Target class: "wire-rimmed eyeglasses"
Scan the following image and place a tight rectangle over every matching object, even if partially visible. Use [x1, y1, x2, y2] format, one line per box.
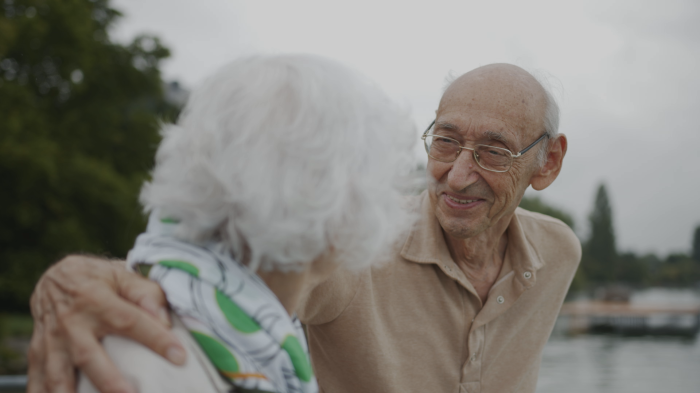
[421, 120, 548, 173]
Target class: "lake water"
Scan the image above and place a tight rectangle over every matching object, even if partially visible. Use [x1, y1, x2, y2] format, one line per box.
[537, 288, 700, 393]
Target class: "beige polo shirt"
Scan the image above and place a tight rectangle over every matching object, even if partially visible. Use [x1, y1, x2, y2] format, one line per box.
[299, 191, 581, 393]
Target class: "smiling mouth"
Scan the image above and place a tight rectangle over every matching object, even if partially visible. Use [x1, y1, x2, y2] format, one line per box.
[446, 195, 480, 204]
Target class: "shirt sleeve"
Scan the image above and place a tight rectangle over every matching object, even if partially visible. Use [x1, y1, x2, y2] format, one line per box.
[296, 267, 365, 325]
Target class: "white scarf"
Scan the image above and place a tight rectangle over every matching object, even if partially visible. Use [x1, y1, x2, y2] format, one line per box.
[127, 213, 318, 393]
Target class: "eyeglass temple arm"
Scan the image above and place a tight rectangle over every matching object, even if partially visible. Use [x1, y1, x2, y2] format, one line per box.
[421, 120, 436, 138]
[513, 133, 549, 157]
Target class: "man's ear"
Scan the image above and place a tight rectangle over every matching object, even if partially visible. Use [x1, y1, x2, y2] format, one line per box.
[530, 134, 567, 191]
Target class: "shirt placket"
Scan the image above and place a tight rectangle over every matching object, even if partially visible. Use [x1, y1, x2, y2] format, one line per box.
[435, 262, 484, 393]
[459, 322, 484, 393]
[459, 269, 532, 393]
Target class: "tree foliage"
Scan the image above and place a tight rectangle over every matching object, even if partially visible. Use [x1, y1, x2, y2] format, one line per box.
[653, 253, 699, 287]
[581, 183, 618, 283]
[0, 0, 177, 311]
[692, 225, 700, 263]
[574, 185, 700, 290]
[518, 196, 575, 229]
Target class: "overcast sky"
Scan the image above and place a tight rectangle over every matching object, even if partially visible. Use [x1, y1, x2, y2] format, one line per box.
[109, 0, 700, 256]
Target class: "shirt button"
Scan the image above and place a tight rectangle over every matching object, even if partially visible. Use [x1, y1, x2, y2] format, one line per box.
[471, 355, 476, 362]
[524, 271, 532, 279]
[496, 295, 505, 304]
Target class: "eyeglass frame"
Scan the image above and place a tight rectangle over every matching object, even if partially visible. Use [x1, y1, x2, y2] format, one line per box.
[420, 120, 549, 173]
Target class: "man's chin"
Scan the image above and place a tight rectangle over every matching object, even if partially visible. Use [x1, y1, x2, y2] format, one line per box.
[435, 210, 488, 240]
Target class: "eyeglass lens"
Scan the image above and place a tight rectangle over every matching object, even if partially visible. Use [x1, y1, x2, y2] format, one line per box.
[424, 135, 512, 172]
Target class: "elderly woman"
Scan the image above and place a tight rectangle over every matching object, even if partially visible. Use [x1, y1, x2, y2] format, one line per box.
[77, 54, 414, 393]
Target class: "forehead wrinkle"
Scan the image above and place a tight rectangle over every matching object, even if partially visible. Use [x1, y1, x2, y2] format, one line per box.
[435, 120, 514, 147]
[484, 130, 508, 143]
[435, 121, 460, 132]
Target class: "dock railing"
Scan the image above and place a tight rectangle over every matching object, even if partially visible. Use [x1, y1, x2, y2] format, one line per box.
[0, 375, 27, 392]
[558, 301, 700, 336]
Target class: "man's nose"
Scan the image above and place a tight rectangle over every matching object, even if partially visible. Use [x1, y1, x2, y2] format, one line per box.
[446, 149, 480, 191]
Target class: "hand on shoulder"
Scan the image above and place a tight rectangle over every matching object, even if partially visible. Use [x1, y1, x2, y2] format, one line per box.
[28, 255, 185, 393]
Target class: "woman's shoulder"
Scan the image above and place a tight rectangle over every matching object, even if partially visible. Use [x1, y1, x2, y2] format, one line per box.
[77, 314, 232, 393]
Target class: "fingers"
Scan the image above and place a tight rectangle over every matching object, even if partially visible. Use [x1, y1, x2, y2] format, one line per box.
[29, 279, 79, 393]
[28, 253, 187, 393]
[113, 268, 170, 327]
[42, 307, 76, 393]
[29, 276, 75, 393]
[48, 278, 136, 393]
[27, 316, 47, 393]
[65, 327, 135, 393]
[28, 277, 48, 393]
[29, 255, 138, 393]
[48, 258, 186, 366]
[96, 288, 186, 366]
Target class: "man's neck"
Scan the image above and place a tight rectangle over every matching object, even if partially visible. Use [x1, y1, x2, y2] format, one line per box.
[444, 215, 512, 302]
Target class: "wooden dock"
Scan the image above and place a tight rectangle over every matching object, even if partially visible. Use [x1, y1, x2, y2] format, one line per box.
[557, 301, 700, 336]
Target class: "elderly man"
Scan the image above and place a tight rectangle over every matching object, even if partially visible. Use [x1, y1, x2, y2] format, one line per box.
[28, 63, 578, 393]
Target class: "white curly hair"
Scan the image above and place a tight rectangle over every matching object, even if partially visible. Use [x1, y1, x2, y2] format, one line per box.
[140, 54, 416, 272]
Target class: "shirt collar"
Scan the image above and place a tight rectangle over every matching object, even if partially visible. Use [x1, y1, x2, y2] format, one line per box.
[400, 192, 545, 288]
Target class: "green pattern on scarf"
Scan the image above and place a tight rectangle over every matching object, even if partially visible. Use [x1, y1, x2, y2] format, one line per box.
[160, 217, 180, 224]
[190, 331, 239, 373]
[281, 335, 313, 382]
[216, 288, 262, 333]
[158, 260, 200, 277]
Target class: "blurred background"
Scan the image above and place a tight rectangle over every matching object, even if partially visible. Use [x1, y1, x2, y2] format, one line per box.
[1, 0, 699, 391]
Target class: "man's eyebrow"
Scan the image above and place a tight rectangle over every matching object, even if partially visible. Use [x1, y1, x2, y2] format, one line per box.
[435, 121, 460, 132]
[435, 122, 513, 145]
[484, 130, 508, 143]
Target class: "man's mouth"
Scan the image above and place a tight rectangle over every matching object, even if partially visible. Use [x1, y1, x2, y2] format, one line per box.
[441, 193, 485, 209]
[446, 195, 479, 204]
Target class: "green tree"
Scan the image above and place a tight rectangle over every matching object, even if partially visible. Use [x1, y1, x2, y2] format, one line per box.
[0, 0, 177, 312]
[654, 253, 700, 287]
[692, 225, 700, 263]
[518, 196, 575, 229]
[615, 252, 649, 286]
[582, 183, 617, 283]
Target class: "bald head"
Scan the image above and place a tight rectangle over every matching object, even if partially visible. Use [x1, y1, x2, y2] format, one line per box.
[438, 64, 559, 166]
